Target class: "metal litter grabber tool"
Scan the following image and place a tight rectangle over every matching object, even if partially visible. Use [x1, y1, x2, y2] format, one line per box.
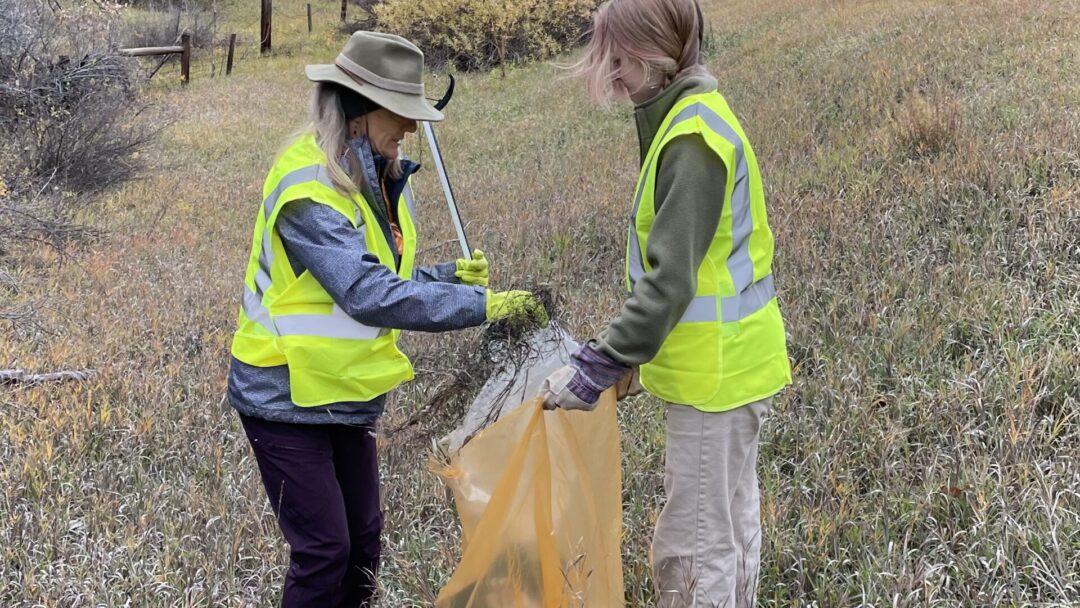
[421, 76, 567, 453]
[422, 75, 472, 259]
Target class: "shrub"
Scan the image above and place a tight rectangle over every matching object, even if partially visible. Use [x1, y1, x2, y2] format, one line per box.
[0, 0, 156, 257]
[339, 0, 381, 33]
[118, 0, 218, 11]
[891, 90, 961, 158]
[123, 2, 219, 51]
[374, 0, 599, 71]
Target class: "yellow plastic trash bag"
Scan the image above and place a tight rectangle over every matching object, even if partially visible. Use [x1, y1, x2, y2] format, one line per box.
[434, 392, 624, 607]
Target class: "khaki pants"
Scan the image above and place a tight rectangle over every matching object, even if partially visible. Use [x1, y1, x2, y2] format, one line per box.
[651, 398, 771, 608]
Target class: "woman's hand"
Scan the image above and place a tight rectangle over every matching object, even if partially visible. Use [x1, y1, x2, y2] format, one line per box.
[540, 365, 599, 411]
[541, 344, 632, 411]
[485, 290, 548, 325]
[614, 368, 643, 401]
[455, 249, 489, 286]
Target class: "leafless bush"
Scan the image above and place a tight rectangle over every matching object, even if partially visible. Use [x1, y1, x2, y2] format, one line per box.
[374, 0, 599, 71]
[0, 0, 157, 258]
[338, 0, 382, 35]
[124, 2, 219, 51]
[119, 0, 217, 11]
[1, 0, 159, 331]
[0, 175, 102, 258]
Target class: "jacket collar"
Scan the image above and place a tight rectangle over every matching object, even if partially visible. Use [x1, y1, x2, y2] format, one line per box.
[346, 136, 419, 221]
[633, 74, 718, 166]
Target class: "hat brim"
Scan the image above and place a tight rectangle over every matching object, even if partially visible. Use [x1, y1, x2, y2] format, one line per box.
[305, 64, 445, 122]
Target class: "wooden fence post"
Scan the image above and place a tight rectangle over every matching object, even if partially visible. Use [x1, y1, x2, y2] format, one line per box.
[307, 4, 312, 33]
[180, 32, 191, 84]
[340, 0, 346, 22]
[226, 33, 236, 75]
[260, 0, 272, 54]
[119, 44, 186, 81]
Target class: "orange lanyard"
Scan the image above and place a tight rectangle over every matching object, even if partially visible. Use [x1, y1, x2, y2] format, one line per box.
[380, 176, 404, 255]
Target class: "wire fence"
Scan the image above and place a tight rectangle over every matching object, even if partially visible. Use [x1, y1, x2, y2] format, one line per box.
[126, 0, 372, 83]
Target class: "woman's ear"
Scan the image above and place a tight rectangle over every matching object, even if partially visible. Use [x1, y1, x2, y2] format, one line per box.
[348, 117, 363, 139]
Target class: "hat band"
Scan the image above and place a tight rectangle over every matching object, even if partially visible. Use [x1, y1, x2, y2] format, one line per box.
[335, 54, 424, 95]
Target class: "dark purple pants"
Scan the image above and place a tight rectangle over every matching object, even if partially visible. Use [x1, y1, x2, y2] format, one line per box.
[240, 414, 382, 608]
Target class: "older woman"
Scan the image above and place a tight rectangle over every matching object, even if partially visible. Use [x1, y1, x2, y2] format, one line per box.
[228, 31, 545, 607]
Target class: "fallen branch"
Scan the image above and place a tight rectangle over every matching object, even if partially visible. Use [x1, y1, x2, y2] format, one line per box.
[145, 54, 174, 80]
[0, 368, 96, 385]
[0, 304, 36, 322]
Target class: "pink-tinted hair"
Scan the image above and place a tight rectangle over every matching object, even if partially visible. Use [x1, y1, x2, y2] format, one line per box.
[576, 0, 706, 103]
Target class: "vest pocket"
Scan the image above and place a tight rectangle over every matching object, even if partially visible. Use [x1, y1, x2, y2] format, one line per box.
[232, 328, 287, 367]
[641, 322, 723, 406]
[280, 335, 414, 407]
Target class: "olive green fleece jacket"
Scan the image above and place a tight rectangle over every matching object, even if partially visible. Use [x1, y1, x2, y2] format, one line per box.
[595, 74, 727, 366]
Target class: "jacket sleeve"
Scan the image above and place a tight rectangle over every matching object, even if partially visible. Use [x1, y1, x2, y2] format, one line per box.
[276, 199, 486, 333]
[594, 134, 726, 366]
[413, 262, 460, 284]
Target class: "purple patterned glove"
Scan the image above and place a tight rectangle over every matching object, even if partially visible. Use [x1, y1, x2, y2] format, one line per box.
[565, 343, 630, 404]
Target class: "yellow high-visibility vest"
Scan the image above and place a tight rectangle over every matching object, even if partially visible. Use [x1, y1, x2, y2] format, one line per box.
[231, 134, 418, 406]
[627, 91, 792, 411]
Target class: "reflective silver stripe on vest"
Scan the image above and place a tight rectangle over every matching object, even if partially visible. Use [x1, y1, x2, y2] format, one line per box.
[680, 295, 717, 323]
[262, 165, 334, 222]
[257, 164, 338, 294]
[673, 274, 776, 324]
[242, 286, 277, 335]
[721, 274, 775, 323]
[627, 236, 646, 285]
[628, 104, 703, 287]
[692, 108, 756, 295]
[243, 163, 386, 341]
[254, 266, 272, 296]
[274, 304, 387, 340]
[403, 182, 417, 224]
[627, 101, 768, 323]
[243, 285, 386, 340]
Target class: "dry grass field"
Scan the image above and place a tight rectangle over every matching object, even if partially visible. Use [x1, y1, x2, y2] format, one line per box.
[2, 0, 1079, 605]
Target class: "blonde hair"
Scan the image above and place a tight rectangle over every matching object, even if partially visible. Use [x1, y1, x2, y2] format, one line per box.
[576, 0, 707, 103]
[284, 83, 402, 198]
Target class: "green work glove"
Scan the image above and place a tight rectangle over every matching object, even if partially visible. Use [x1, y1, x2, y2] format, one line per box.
[485, 290, 549, 326]
[455, 249, 489, 287]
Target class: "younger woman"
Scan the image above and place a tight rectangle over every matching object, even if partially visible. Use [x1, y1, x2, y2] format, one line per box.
[541, 1, 792, 606]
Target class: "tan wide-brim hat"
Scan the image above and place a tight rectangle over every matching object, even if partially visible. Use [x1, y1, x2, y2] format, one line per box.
[306, 31, 444, 122]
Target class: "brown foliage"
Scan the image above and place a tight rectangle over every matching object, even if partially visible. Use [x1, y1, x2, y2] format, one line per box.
[374, 0, 599, 70]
